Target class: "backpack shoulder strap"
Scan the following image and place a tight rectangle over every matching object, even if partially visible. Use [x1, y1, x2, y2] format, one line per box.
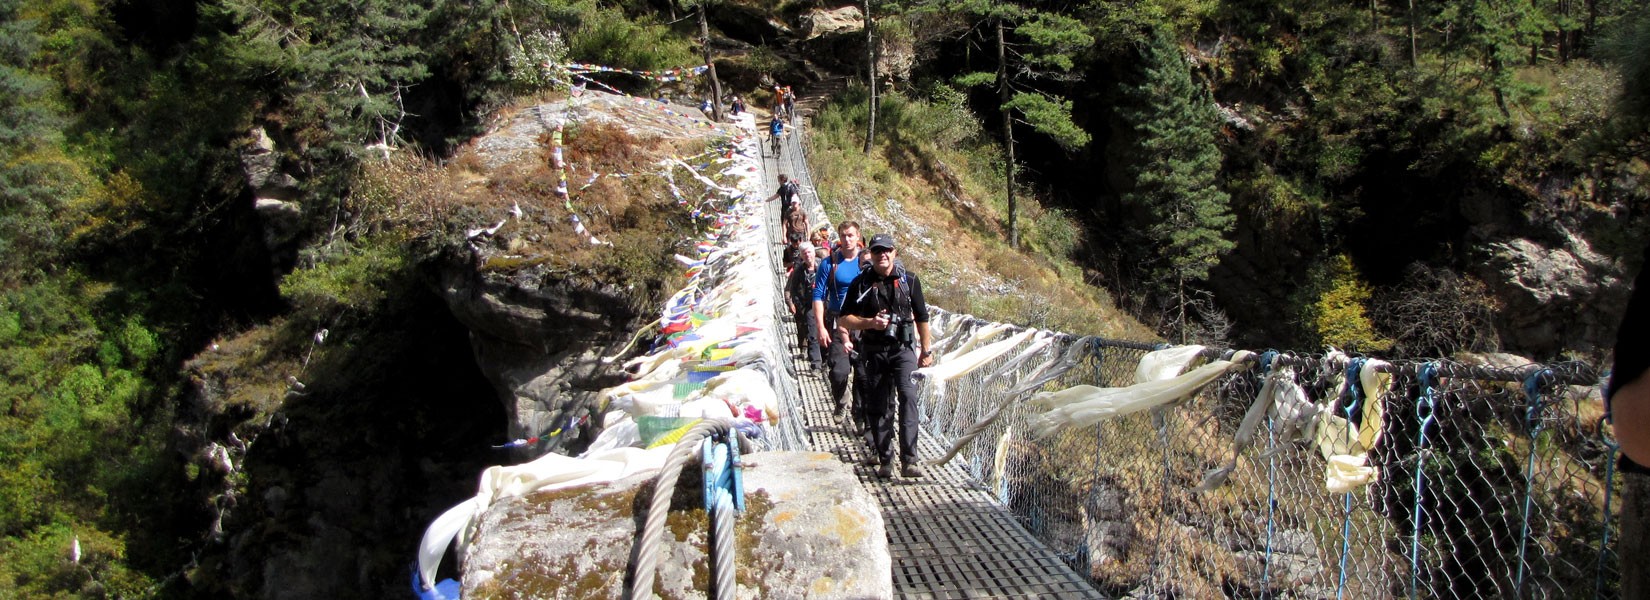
[826, 252, 842, 292]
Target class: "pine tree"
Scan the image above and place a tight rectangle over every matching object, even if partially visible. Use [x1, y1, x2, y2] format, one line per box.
[0, 0, 74, 280]
[1122, 32, 1235, 339]
[216, 0, 437, 160]
[946, 0, 1091, 248]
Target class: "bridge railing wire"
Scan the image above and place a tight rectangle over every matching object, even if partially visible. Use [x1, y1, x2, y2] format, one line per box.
[916, 308, 1620, 599]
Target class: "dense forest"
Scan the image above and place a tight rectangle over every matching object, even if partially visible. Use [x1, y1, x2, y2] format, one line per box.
[0, 0, 1646, 596]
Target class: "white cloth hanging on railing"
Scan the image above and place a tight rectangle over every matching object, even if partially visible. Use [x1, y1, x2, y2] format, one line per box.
[938, 321, 1014, 363]
[915, 328, 1041, 397]
[980, 332, 1058, 385]
[1194, 364, 1311, 493]
[1314, 351, 1392, 492]
[1135, 344, 1207, 383]
[1027, 346, 1256, 438]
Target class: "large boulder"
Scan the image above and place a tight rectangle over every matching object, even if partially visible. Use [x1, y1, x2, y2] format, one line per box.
[461, 451, 891, 599]
[1476, 235, 1621, 357]
[800, 6, 862, 39]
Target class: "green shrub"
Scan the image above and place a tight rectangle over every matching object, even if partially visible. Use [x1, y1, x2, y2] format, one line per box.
[1027, 206, 1081, 259]
[1304, 254, 1392, 353]
[564, 3, 696, 71]
[280, 237, 410, 322]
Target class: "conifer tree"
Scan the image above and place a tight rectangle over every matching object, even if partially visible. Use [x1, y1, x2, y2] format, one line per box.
[946, 0, 1091, 248]
[1121, 32, 1234, 339]
[216, 0, 437, 160]
[0, 0, 73, 279]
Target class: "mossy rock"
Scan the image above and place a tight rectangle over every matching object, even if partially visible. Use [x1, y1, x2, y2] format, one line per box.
[462, 451, 890, 599]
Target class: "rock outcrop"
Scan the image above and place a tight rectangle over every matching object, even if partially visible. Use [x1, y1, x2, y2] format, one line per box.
[435, 261, 638, 456]
[240, 126, 305, 270]
[461, 451, 892, 599]
[800, 6, 862, 39]
[1475, 231, 1623, 357]
[436, 92, 746, 456]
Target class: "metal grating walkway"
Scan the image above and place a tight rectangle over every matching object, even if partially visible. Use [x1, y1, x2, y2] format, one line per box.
[760, 117, 1104, 600]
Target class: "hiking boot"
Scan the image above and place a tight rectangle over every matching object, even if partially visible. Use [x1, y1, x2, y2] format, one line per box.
[901, 464, 925, 479]
[876, 464, 894, 479]
[862, 455, 882, 467]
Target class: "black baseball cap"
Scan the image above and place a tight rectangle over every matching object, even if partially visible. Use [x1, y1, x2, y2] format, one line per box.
[868, 233, 895, 251]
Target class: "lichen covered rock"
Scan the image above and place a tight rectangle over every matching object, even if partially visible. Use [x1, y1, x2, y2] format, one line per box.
[462, 451, 890, 599]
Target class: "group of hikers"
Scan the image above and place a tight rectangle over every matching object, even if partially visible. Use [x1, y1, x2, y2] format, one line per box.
[769, 174, 935, 479]
[724, 84, 796, 156]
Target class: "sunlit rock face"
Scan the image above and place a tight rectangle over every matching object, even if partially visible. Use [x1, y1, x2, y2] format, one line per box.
[461, 451, 892, 599]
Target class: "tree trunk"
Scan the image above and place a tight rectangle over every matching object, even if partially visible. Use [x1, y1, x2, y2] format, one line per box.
[864, 0, 877, 154]
[1489, 57, 1511, 121]
[1584, 0, 1598, 43]
[997, 18, 1019, 249]
[700, 5, 724, 122]
[1177, 272, 1187, 344]
[1407, 0, 1418, 67]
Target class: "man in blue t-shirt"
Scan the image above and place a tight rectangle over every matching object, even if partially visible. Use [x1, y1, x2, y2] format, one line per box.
[813, 221, 866, 422]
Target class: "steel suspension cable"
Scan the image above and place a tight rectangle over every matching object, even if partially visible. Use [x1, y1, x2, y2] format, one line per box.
[631, 419, 732, 599]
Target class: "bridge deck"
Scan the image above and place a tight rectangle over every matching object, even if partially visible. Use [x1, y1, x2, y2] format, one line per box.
[762, 115, 1103, 600]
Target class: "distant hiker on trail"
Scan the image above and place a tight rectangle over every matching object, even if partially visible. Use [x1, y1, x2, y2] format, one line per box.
[730, 95, 746, 116]
[783, 85, 797, 122]
[838, 232, 934, 479]
[813, 221, 868, 422]
[787, 242, 823, 371]
[764, 173, 800, 218]
[768, 114, 785, 155]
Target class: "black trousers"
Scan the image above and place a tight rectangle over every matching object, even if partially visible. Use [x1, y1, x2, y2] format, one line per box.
[861, 344, 920, 466]
[793, 304, 820, 365]
[822, 313, 867, 422]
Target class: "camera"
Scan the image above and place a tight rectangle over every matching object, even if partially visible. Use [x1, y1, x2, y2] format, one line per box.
[886, 313, 916, 347]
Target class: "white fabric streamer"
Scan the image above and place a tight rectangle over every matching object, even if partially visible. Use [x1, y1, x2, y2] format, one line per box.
[1027, 347, 1253, 438]
[916, 328, 1040, 398]
[1314, 355, 1392, 492]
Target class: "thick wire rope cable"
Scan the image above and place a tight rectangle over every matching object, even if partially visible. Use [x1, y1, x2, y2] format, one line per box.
[630, 419, 732, 600]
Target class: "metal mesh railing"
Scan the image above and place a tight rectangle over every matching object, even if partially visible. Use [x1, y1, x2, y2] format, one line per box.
[915, 310, 1619, 599]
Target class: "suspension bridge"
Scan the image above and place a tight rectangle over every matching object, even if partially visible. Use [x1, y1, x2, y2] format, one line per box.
[417, 89, 1625, 599]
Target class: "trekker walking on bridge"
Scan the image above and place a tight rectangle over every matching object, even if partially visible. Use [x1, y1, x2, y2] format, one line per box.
[767, 114, 785, 156]
[787, 242, 823, 372]
[764, 174, 800, 219]
[839, 233, 935, 479]
[813, 222, 867, 420]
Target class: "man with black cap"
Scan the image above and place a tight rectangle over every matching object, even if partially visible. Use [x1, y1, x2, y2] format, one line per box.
[839, 232, 935, 478]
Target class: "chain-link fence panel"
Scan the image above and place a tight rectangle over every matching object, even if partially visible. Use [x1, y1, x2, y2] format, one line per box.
[913, 312, 1619, 599]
